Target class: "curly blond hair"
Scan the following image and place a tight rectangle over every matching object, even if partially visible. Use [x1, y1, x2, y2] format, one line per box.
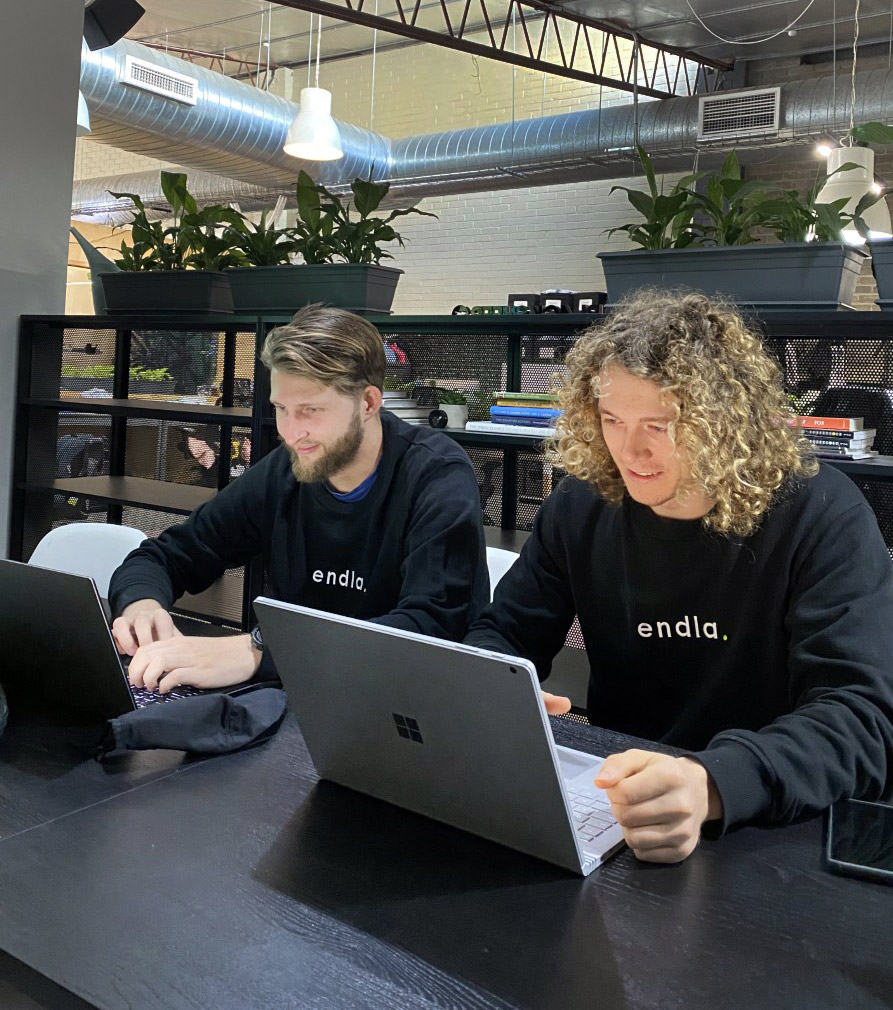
[550, 289, 818, 536]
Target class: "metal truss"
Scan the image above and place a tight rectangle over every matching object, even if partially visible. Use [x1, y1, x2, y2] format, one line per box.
[271, 0, 731, 97]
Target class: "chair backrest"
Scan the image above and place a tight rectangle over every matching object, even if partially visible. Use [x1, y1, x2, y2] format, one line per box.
[486, 546, 519, 600]
[27, 523, 146, 599]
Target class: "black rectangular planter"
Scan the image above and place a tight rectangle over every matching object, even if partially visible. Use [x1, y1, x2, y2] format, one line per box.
[598, 243, 868, 310]
[225, 263, 402, 315]
[99, 271, 234, 315]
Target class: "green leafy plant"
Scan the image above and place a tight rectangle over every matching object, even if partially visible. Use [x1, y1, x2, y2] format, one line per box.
[110, 171, 246, 272]
[607, 147, 704, 250]
[291, 169, 438, 265]
[435, 387, 467, 405]
[849, 122, 893, 145]
[61, 365, 173, 381]
[224, 209, 299, 266]
[609, 146, 880, 249]
[292, 170, 338, 264]
[682, 150, 777, 246]
[757, 163, 879, 243]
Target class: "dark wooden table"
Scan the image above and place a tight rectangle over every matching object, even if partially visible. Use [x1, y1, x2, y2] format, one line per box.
[0, 710, 889, 1010]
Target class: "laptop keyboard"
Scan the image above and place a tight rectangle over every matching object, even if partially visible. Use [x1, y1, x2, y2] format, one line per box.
[566, 786, 619, 844]
[131, 684, 205, 708]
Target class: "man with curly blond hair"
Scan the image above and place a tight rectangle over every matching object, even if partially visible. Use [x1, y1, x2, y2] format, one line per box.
[467, 290, 893, 864]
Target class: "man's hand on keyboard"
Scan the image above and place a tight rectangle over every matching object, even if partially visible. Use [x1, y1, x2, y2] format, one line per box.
[112, 600, 180, 656]
[127, 634, 262, 694]
[594, 750, 723, 863]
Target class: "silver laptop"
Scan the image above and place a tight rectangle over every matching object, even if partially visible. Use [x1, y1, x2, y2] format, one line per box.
[254, 598, 626, 876]
[0, 558, 203, 720]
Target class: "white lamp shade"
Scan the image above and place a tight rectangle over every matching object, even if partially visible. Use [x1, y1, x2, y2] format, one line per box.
[283, 87, 343, 161]
[76, 90, 91, 137]
[817, 146, 892, 242]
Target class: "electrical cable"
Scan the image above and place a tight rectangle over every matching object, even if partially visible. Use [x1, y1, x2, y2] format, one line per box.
[684, 0, 817, 46]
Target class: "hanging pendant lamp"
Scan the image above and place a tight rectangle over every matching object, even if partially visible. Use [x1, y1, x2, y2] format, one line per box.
[283, 14, 343, 161]
[76, 90, 91, 137]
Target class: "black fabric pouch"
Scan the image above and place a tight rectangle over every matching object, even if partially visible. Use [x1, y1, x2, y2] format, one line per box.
[0, 682, 8, 740]
[96, 684, 288, 759]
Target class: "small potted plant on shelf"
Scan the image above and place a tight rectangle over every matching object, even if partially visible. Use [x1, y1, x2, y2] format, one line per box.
[436, 388, 468, 429]
[99, 171, 245, 315]
[598, 147, 876, 310]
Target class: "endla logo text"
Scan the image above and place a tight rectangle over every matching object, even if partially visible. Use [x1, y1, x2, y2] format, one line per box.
[637, 615, 724, 640]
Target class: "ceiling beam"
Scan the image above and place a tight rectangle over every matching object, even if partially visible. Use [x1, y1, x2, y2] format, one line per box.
[270, 0, 732, 97]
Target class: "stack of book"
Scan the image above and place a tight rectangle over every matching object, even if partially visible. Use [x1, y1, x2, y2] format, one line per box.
[798, 415, 878, 459]
[382, 390, 431, 426]
[466, 391, 561, 436]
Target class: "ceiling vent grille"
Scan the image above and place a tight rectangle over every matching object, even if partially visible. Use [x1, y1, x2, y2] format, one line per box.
[698, 87, 780, 141]
[119, 55, 198, 105]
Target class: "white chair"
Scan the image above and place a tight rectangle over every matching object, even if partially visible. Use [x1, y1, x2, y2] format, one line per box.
[486, 545, 519, 600]
[28, 522, 147, 599]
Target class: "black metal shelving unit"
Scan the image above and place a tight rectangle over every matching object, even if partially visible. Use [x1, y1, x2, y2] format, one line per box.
[14, 309, 893, 628]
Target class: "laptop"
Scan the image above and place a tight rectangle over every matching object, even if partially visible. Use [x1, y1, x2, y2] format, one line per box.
[0, 558, 204, 720]
[254, 598, 626, 876]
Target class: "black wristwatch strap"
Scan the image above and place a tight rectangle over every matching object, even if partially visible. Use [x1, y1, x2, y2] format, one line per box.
[250, 625, 264, 652]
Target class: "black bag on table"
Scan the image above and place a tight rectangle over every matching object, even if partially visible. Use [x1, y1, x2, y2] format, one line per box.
[95, 684, 288, 759]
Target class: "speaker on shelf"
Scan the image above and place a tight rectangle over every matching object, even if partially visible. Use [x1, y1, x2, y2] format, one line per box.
[540, 292, 574, 313]
[508, 293, 541, 313]
[83, 0, 146, 51]
[573, 292, 608, 313]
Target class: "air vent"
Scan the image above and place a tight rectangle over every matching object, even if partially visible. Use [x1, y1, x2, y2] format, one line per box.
[698, 87, 780, 141]
[119, 55, 198, 106]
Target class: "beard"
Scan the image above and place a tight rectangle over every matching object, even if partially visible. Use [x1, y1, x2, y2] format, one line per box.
[287, 406, 364, 484]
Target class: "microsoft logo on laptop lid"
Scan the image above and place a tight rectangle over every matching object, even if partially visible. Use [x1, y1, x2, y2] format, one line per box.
[392, 713, 423, 743]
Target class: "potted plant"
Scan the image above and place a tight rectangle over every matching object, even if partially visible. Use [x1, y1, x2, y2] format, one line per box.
[436, 388, 468, 429]
[221, 209, 303, 313]
[99, 171, 244, 315]
[272, 170, 437, 315]
[598, 148, 873, 310]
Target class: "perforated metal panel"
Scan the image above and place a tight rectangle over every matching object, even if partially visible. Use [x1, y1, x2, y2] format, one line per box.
[379, 328, 510, 420]
[520, 332, 574, 394]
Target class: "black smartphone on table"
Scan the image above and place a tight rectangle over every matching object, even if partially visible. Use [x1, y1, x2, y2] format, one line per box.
[825, 798, 893, 886]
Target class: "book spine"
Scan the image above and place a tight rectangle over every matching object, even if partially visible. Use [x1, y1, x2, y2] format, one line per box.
[492, 391, 556, 402]
[805, 437, 873, 448]
[798, 416, 863, 431]
[490, 406, 561, 419]
[496, 400, 558, 408]
[465, 421, 556, 436]
[800, 428, 876, 440]
[488, 417, 555, 428]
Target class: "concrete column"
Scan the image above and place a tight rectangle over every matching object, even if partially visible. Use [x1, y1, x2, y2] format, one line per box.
[0, 1, 84, 553]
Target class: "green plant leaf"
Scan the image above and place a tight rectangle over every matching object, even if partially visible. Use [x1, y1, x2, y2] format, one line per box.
[850, 122, 893, 145]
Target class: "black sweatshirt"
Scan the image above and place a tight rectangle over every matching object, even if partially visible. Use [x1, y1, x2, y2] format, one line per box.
[110, 410, 490, 677]
[466, 464, 893, 833]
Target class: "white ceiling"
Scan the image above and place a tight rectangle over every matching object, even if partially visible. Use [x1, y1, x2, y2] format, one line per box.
[125, 0, 893, 77]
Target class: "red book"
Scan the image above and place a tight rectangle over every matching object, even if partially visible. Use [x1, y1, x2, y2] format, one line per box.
[797, 415, 864, 432]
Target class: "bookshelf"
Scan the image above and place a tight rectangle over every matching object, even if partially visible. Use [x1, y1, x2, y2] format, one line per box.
[14, 310, 893, 631]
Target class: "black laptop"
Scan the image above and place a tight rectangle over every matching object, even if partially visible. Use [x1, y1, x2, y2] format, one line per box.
[0, 558, 203, 720]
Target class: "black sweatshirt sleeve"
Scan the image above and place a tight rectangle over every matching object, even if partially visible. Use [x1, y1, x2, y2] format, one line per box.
[369, 458, 489, 641]
[695, 499, 893, 833]
[464, 489, 577, 678]
[108, 454, 272, 617]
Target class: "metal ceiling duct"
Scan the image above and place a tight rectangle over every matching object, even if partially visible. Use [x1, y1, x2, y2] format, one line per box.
[73, 38, 893, 220]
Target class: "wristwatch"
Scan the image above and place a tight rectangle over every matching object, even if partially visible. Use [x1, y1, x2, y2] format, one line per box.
[250, 625, 264, 652]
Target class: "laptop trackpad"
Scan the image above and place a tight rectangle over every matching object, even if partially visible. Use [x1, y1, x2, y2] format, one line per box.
[555, 744, 604, 786]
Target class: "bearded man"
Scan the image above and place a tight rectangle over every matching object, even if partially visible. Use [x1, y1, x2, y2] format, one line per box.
[110, 304, 488, 691]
